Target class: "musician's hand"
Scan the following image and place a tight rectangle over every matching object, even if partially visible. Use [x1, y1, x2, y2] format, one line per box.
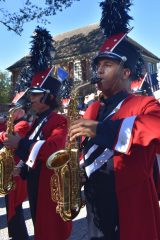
[69, 119, 98, 141]
[3, 133, 21, 149]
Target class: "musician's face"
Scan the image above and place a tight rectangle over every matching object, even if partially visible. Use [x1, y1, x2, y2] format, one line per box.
[96, 58, 131, 97]
[29, 93, 49, 113]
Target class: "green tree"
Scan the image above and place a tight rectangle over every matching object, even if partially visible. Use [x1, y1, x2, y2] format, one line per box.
[0, 0, 80, 35]
[0, 70, 12, 103]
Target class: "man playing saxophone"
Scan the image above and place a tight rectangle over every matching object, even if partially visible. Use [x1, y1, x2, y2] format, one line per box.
[3, 67, 72, 240]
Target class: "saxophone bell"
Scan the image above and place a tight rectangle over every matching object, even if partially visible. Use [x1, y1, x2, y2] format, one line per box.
[46, 150, 70, 169]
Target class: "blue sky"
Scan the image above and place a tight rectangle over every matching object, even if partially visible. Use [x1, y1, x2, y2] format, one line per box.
[0, 0, 160, 72]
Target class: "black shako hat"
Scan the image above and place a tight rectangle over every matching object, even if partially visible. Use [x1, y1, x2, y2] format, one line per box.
[93, 32, 140, 72]
[29, 66, 61, 96]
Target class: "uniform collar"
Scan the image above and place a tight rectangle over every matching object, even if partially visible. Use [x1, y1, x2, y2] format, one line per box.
[100, 90, 128, 106]
[37, 109, 52, 120]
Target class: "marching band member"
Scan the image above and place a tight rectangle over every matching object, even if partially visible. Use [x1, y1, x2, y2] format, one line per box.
[69, 34, 160, 240]
[3, 68, 72, 240]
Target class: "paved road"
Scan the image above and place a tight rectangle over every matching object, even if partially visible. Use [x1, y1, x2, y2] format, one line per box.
[0, 196, 88, 240]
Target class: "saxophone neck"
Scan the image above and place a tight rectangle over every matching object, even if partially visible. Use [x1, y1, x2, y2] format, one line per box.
[67, 139, 78, 150]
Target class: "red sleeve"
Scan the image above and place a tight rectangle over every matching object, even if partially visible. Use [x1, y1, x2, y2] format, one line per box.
[0, 120, 30, 143]
[132, 98, 160, 148]
[14, 120, 30, 137]
[114, 97, 160, 154]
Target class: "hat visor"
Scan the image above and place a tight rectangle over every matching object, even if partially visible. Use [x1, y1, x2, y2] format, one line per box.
[93, 52, 123, 65]
[29, 87, 46, 94]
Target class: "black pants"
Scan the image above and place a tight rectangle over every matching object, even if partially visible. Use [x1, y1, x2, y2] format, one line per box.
[86, 200, 119, 240]
[5, 195, 29, 240]
[84, 160, 120, 240]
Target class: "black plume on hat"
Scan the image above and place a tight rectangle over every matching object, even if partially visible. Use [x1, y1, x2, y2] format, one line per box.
[100, 0, 133, 38]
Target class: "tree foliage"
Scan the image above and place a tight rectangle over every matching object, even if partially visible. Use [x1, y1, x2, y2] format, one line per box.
[0, 70, 12, 103]
[0, 0, 80, 35]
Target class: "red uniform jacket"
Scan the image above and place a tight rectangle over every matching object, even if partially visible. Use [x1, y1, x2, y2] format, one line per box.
[23, 112, 72, 240]
[84, 94, 160, 240]
[0, 120, 30, 220]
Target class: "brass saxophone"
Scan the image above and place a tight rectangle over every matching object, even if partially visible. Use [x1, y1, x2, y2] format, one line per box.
[46, 91, 83, 221]
[0, 106, 21, 195]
